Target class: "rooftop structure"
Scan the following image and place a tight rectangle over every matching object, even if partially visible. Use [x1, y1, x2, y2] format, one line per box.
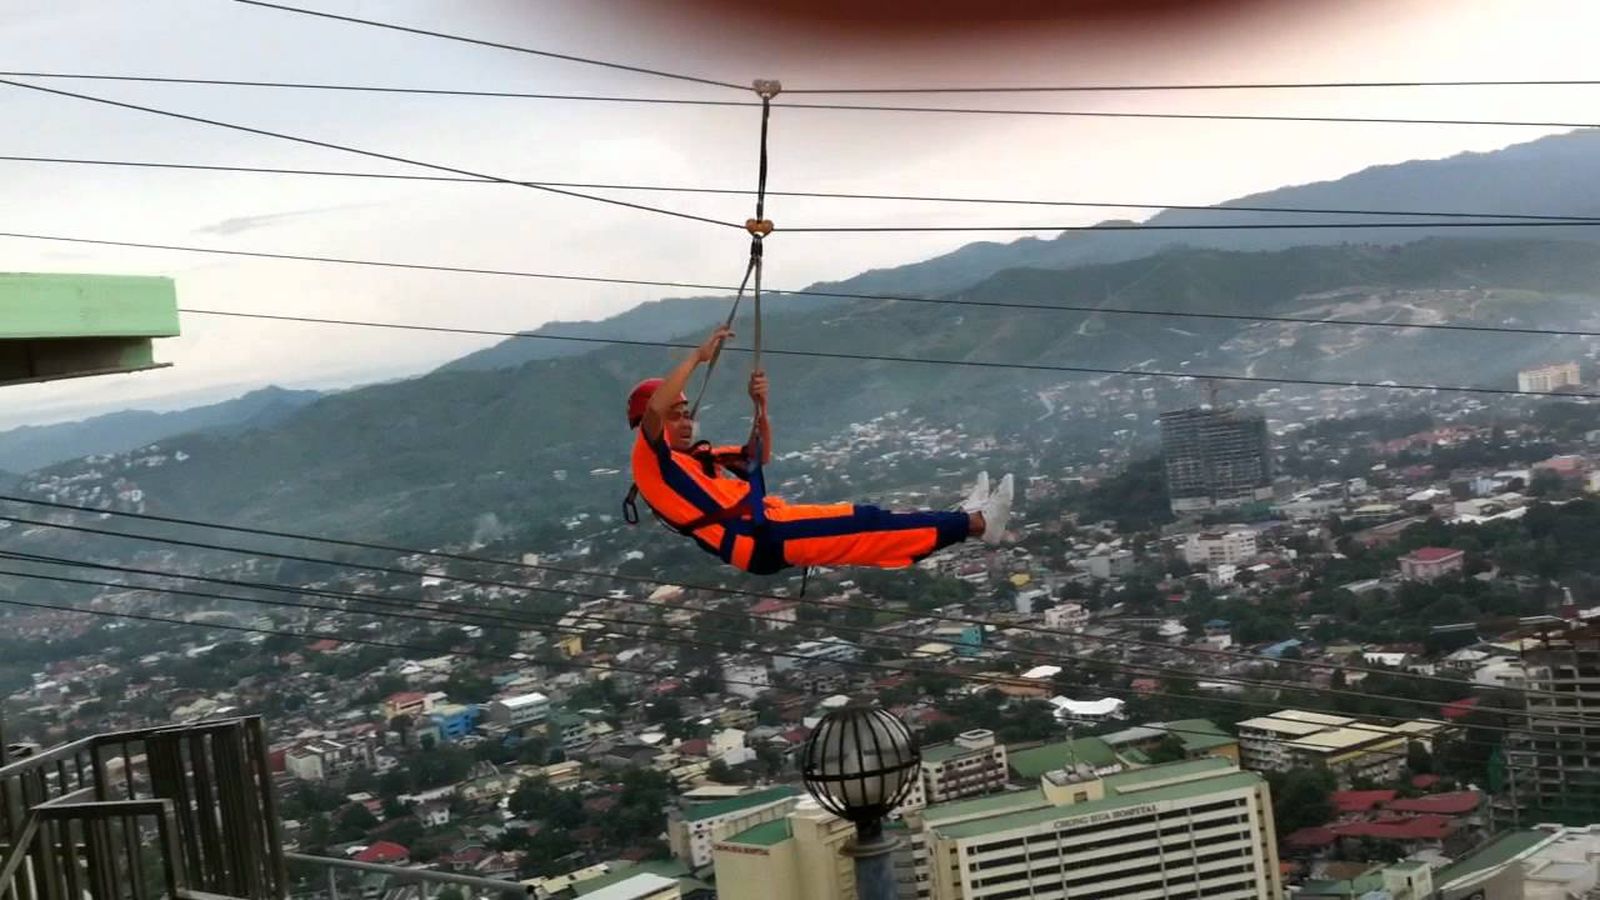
[0, 273, 179, 385]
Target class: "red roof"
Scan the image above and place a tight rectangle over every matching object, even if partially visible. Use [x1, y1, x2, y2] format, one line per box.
[1285, 826, 1338, 849]
[678, 739, 710, 757]
[1386, 791, 1479, 816]
[749, 598, 796, 615]
[385, 691, 428, 706]
[307, 639, 341, 653]
[1332, 815, 1457, 842]
[1332, 790, 1397, 814]
[1405, 547, 1464, 563]
[1442, 697, 1481, 720]
[1411, 774, 1442, 790]
[354, 841, 409, 864]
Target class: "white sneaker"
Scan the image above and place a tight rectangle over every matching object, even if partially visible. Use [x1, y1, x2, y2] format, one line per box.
[961, 471, 990, 513]
[981, 474, 1013, 544]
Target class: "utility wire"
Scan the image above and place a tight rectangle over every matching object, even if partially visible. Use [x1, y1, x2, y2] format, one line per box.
[0, 580, 1484, 765]
[5, 228, 1600, 343]
[9, 72, 1600, 130]
[11, 154, 1600, 222]
[173, 308, 1600, 400]
[0, 78, 736, 231]
[779, 221, 1600, 235]
[0, 543, 1546, 719]
[782, 78, 1600, 95]
[2, 510, 1579, 727]
[226, 1, 745, 92]
[0, 564, 1540, 748]
[0, 494, 1552, 706]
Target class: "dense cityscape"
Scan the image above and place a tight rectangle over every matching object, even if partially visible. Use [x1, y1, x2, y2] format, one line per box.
[6, 355, 1600, 898]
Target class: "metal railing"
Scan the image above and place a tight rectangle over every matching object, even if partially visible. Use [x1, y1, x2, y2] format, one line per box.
[0, 716, 285, 900]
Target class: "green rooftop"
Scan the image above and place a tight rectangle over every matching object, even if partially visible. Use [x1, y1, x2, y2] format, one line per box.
[935, 769, 1262, 841]
[721, 818, 792, 847]
[680, 785, 800, 822]
[1008, 737, 1118, 780]
[923, 788, 1050, 827]
[1101, 755, 1233, 789]
[574, 860, 698, 896]
[0, 273, 179, 386]
[1166, 719, 1238, 753]
[1433, 829, 1554, 889]
[921, 742, 984, 763]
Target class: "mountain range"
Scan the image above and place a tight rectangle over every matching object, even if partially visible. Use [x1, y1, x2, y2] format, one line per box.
[0, 386, 321, 473]
[16, 129, 1600, 544]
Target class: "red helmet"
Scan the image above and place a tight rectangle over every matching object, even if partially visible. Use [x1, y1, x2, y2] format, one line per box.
[626, 378, 686, 428]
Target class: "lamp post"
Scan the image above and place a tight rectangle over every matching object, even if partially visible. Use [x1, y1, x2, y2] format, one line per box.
[799, 705, 920, 900]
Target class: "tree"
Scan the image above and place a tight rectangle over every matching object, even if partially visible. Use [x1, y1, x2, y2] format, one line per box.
[1146, 734, 1188, 765]
[1269, 768, 1336, 836]
[437, 889, 464, 900]
[707, 759, 741, 784]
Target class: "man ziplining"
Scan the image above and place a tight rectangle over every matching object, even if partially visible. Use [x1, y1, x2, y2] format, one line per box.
[627, 324, 1011, 575]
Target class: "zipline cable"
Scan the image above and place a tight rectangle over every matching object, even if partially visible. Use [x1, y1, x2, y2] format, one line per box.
[783, 78, 1600, 95]
[1, 512, 1581, 727]
[6, 229, 1600, 343]
[0, 78, 736, 231]
[19, 72, 1600, 129]
[0, 495, 1569, 703]
[0, 546, 1554, 744]
[0, 562, 1551, 746]
[172, 308, 1600, 400]
[10, 153, 1600, 222]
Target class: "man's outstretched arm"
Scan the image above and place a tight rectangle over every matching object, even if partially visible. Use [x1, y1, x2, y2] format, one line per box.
[642, 325, 733, 441]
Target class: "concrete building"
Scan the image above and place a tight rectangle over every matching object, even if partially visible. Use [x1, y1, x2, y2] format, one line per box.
[712, 800, 856, 900]
[1518, 362, 1581, 394]
[426, 703, 479, 743]
[1183, 529, 1258, 567]
[1398, 546, 1466, 582]
[1237, 709, 1423, 787]
[1085, 550, 1137, 580]
[920, 729, 1009, 805]
[381, 691, 432, 721]
[1506, 625, 1600, 825]
[1160, 407, 1274, 513]
[1042, 602, 1089, 632]
[906, 757, 1281, 900]
[1433, 824, 1600, 899]
[771, 637, 860, 673]
[581, 872, 680, 900]
[487, 692, 550, 729]
[667, 785, 802, 868]
[723, 664, 771, 700]
[284, 738, 374, 782]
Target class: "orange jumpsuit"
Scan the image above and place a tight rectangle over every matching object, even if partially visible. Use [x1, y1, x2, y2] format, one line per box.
[631, 430, 970, 574]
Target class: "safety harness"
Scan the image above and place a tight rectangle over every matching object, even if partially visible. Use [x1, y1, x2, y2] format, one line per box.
[622, 80, 805, 590]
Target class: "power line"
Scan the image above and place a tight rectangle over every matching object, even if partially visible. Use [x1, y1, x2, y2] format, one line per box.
[779, 221, 1600, 234]
[1, 508, 1579, 727]
[0, 541, 1545, 716]
[0, 579, 1492, 765]
[11, 154, 1600, 223]
[0, 230, 1589, 394]
[4, 227, 1600, 343]
[9, 72, 1600, 130]
[174, 308, 1600, 400]
[226, 1, 745, 92]
[0, 78, 737, 231]
[1, 495, 1559, 704]
[0, 562, 1540, 748]
[781, 78, 1600, 95]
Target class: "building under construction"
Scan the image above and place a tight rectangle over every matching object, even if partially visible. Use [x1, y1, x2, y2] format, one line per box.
[1159, 406, 1274, 514]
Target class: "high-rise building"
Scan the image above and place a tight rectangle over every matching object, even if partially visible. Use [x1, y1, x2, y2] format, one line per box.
[712, 800, 856, 900]
[1159, 407, 1274, 513]
[1236, 709, 1448, 789]
[920, 729, 1010, 805]
[1517, 362, 1582, 394]
[667, 785, 802, 868]
[1505, 624, 1600, 825]
[904, 757, 1282, 900]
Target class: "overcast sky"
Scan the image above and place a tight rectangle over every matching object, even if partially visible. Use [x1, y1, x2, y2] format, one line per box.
[3, 0, 1598, 428]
